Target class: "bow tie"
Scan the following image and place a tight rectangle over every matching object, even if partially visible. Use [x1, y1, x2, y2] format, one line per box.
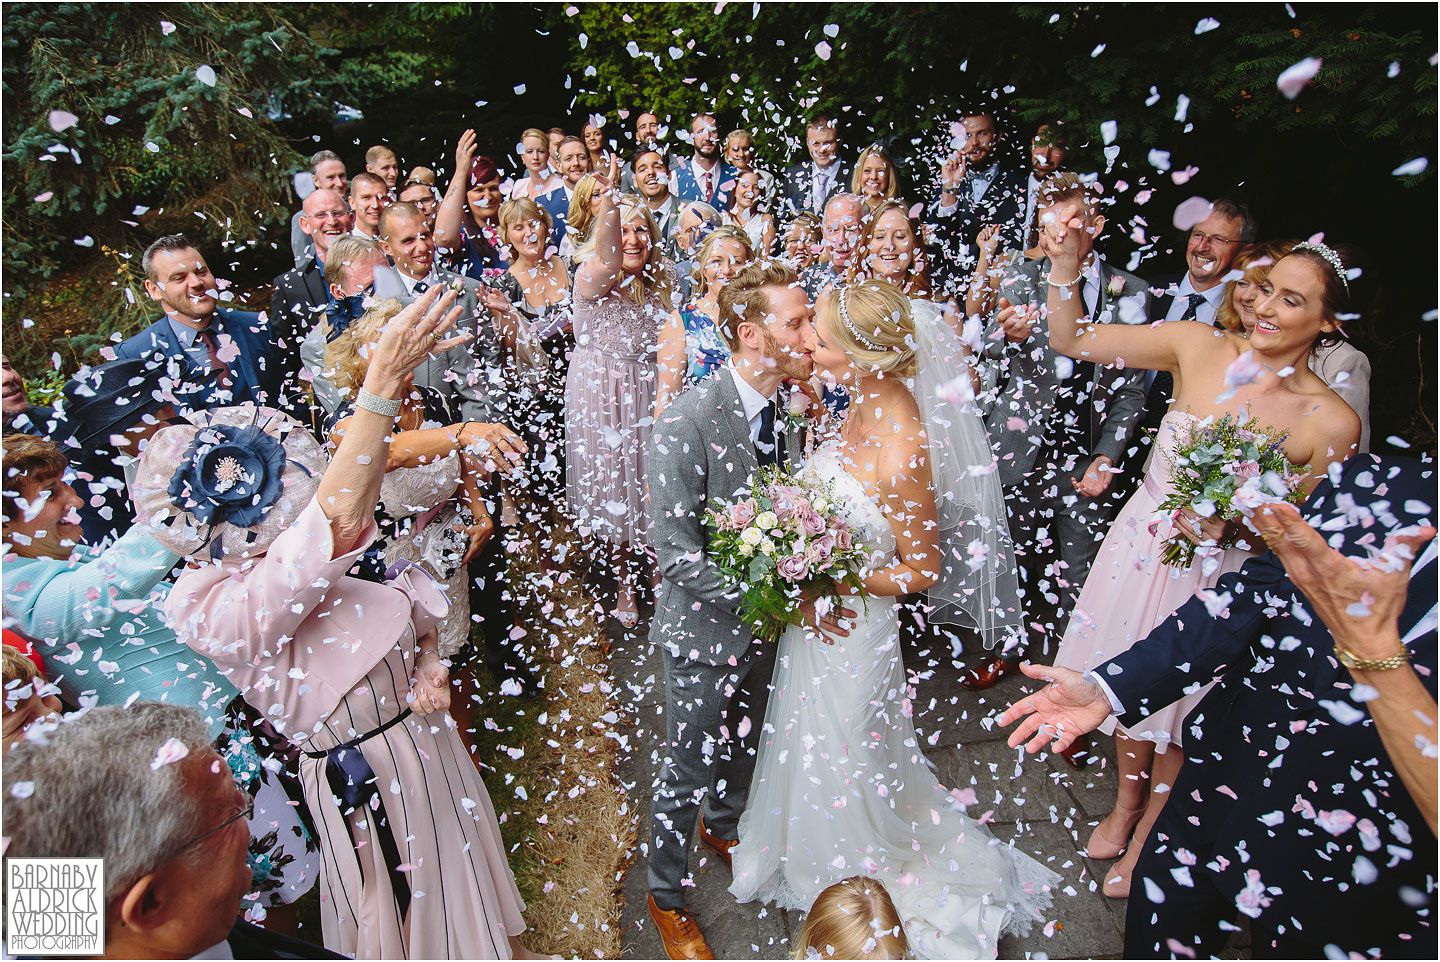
[325, 289, 372, 342]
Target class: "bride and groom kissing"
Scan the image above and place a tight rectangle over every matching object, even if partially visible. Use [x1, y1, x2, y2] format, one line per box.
[645, 261, 1057, 960]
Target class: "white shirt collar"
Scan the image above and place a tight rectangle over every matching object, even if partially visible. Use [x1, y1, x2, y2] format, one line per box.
[351, 225, 377, 241]
[728, 363, 776, 424]
[1178, 272, 1225, 304]
[399, 267, 440, 295]
[692, 156, 718, 184]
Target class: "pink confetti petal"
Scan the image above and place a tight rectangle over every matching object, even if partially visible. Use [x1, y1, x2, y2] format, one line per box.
[48, 110, 78, 132]
[1276, 57, 1322, 100]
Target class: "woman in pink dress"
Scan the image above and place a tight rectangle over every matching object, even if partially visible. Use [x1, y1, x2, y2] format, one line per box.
[1039, 212, 1366, 897]
[132, 289, 541, 959]
[564, 162, 677, 626]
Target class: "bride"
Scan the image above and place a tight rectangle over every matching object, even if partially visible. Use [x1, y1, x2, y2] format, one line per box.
[728, 278, 1056, 958]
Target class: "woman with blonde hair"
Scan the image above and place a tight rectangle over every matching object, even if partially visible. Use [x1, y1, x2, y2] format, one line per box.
[852, 144, 900, 213]
[1217, 239, 1372, 450]
[488, 196, 575, 502]
[563, 174, 602, 268]
[847, 199, 931, 297]
[565, 160, 677, 627]
[797, 877, 908, 960]
[655, 225, 754, 416]
[509, 127, 563, 201]
[729, 278, 1052, 959]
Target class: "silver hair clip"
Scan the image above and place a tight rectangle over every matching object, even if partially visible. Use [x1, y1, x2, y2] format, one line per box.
[838, 288, 883, 351]
[1293, 241, 1349, 293]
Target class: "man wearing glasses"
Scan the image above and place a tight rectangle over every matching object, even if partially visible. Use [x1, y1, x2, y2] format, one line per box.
[3, 702, 342, 959]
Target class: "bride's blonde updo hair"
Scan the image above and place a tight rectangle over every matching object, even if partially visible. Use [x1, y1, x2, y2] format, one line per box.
[816, 277, 917, 377]
[794, 877, 909, 960]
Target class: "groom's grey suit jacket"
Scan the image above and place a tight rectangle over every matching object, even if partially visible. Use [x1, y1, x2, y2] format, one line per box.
[981, 256, 1152, 489]
[647, 370, 806, 667]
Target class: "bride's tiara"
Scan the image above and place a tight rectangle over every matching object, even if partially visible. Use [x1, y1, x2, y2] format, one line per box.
[838, 288, 883, 351]
[1293, 240, 1349, 293]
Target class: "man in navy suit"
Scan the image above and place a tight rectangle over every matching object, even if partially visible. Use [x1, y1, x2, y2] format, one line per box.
[114, 234, 284, 411]
[672, 112, 738, 213]
[537, 135, 591, 257]
[1000, 454, 1437, 958]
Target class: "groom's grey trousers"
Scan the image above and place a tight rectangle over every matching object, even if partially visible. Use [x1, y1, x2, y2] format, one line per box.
[644, 372, 802, 910]
[648, 641, 777, 910]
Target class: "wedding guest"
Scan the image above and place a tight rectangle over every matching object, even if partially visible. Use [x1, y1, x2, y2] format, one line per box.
[1043, 225, 1364, 896]
[725, 127, 777, 205]
[2, 354, 64, 441]
[798, 878, 910, 961]
[563, 174, 602, 268]
[799, 193, 865, 297]
[933, 109, 1027, 259]
[852, 143, 900, 214]
[406, 165, 437, 187]
[290, 149, 348, 265]
[582, 117, 609, 169]
[726, 170, 777, 255]
[672, 201, 721, 275]
[436, 131, 508, 276]
[1126, 197, 1257, 477]
[620, 110, 676, 192]
[547, 126, 567, 161]
[780, 212, 822, 271]
[565, 177, 676, 628]
[510, 127, 564, 201]
[783, 112, 849, 215]
[1217, 239, 1373, 451]
[325, 299, 496, 662]
[271, 187, 353, 411]
[1020, 122, 1068, 255]
[967, 174, 1151, 693]
[655, 225, 754, 416]
[492, 195, 575, 502]
[633, 147, 681, 246]
[1000, 453, 1435, 957]
[115, 234, 282, 410]
[302, 235, 388, 414]
[1, 642, 61, 755]
[4, 703, 347, 960]
[348, 172, 389, 241]
[365, 144, 400, 191]
[674, 112, 737, 211]
[397, 179, 440, 232]
[538, 135, 590, 257]
[133, 289, 540, 959]
[847, 199, 931, 298]
[2, 431, 320, 911]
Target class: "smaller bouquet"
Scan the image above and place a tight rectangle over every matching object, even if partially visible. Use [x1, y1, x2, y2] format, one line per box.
[705, 464, 868, 644]
[1157, 413, 1309, 569]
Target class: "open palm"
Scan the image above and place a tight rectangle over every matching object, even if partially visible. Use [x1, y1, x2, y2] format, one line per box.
[998, 663, 1113, 754]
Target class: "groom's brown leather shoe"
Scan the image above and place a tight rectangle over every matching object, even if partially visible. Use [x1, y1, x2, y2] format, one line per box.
[697, 814, 738, 870]
[959, 656, 1020, 691]
[648, 894, 715, 960]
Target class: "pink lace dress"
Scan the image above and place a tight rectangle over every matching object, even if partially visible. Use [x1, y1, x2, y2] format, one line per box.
[563, 273, 675, 548]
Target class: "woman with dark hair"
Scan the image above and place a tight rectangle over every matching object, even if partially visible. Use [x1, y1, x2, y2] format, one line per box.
[1042, 211, 1366, 898]
[1217, 239, 1373, 451]
[435, 129, 508, 278]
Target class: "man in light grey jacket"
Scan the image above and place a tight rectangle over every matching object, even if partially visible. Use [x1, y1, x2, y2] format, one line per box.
[643, 260, 846, 959]
[966, 173, 1152, 690]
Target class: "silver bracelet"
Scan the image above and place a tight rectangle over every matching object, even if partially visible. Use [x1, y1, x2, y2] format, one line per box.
[355, 388, 402, 418]
[1043, 270, 1082, 289]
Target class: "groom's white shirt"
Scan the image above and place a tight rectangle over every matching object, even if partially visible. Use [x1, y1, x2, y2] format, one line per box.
[728, 363, 777, 446]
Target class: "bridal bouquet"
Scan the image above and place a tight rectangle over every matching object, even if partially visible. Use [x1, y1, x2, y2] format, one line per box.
[705, 464, 868, 644]
[1156, 413, 1309, 569]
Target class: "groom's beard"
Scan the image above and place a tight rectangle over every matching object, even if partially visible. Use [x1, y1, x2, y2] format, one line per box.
[759, 329, 814, 381]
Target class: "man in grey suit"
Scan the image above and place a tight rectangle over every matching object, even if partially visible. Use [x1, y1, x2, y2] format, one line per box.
[644, 260, 848, 959]
[964, 173, 1151, 692]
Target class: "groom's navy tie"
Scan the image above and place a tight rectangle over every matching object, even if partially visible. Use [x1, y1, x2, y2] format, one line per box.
[756, 397, 786, 467]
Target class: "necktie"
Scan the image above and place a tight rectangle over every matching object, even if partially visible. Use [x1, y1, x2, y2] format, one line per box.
[702, 169, 713, 202]
[756, 397, 786, 467]
[1180, 292, 1207, 321]
[198, 328, 232, 391]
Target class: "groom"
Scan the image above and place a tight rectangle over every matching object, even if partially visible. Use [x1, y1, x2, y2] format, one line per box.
[646, 260, 845, 959]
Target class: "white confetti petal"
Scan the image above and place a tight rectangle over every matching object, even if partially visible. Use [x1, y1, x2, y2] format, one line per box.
[1277, 57, 1323, 100]
[48, 110, 79, 132]
[195, 64, 217, 87]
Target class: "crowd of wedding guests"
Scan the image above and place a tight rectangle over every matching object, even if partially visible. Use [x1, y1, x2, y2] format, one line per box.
[2, 104, 1434, 961]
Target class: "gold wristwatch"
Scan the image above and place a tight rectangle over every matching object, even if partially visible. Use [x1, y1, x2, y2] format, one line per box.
[1334, 644, 1411, 671]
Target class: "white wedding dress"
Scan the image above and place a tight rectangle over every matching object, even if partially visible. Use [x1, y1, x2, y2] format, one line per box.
[728, 439, 1058, 959]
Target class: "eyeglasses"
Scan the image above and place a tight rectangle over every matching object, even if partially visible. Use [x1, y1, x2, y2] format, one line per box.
[167, 790, 253, 861]
[1189, 229, 1239, 247]
[307, 209, 351, 222]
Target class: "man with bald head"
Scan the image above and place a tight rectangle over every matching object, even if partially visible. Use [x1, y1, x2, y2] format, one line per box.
[271, 187, 355, 413]
[799, 192, 865, 298]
